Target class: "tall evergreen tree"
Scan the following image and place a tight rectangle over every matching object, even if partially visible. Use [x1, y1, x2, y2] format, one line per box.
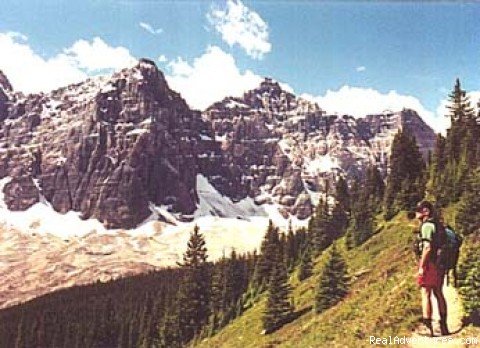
[428, 134, 448, 204]
[297, 245, 313, 282]
[345, 195, 374, 248]
[315, 244, 349, 313]
[456, 168, 480, 236]
[262, 252, 293, 333]
[285, 221, 297, 271]
[255, 220, 281, 289]
[438, 79, 479, 203]
[446, 78, 475, 134]
[457, 244, 480, 325]
[364, 165, 385, 211]
[335, 176, 351, 213]
[329, 177, 351, 239]
[210, 256, 228, 319]
[384, 130, 425, 219]
[176, 225, 211, 343]
[309, 196, 333, 256]
[157, 308, 182, 348]
[330, 203, 348, 240]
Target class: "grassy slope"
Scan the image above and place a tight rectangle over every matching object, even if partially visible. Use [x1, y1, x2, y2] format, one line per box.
[194, 213, 423, 348]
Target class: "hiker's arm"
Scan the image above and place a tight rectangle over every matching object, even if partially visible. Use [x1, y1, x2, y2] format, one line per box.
[418, 242, 431, 273]
[418, 223, 434, 274]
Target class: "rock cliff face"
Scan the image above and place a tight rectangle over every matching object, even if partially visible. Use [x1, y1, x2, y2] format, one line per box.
[0, 59, 212, 228]
[202, 78, 437, 220]
[0, 66, 437, 227]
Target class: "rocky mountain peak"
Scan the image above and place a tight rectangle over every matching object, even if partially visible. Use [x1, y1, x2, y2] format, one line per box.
[0, 62, 206, 228]
[0, 70, 12, 122]
[0, 70, 13, 93]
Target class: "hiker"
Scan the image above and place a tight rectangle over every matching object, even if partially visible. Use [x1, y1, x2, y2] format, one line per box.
[415, 200, 449, 337]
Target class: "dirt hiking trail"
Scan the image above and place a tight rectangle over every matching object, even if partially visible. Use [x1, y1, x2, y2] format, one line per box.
[409, 283, 464, 347]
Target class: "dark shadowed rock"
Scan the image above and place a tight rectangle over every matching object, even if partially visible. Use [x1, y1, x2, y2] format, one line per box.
[3, 176, 40, 211]
[291, 192, 313, 220]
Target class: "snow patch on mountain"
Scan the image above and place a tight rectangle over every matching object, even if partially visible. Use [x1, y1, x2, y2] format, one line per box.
[195, 174, 266, 218]
[0, 177, 106, 239]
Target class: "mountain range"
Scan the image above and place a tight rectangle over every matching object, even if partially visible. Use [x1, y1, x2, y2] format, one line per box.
[0, 59, 436, 229]
[0, 59, 437, 309]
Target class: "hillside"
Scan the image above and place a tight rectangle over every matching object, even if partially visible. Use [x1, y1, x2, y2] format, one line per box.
[193, 212, 477, 348]
[1, 210, 479, 347]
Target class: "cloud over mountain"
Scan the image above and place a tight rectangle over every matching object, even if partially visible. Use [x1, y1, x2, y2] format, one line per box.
[207, 0, 271, 60]
[0, 32, 136, 93]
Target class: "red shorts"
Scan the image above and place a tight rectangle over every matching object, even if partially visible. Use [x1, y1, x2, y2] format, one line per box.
[417, 261, 444, 288]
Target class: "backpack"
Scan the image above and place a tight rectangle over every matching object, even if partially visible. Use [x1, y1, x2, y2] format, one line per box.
[413, 221, 463, 286]
[440, 225, 463, 286]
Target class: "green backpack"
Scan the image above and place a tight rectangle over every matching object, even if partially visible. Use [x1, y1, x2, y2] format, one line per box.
[413, 223, 463, 286]
[441, 226, 463, 286]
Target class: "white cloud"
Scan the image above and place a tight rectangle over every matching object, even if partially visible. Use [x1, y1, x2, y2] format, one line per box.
[5, 31, 28, 41]
[207, 0, 271, 60]
[0, 32, 136, 93]
[356, 66, 366, 72]
[139, 21, 163, 35]
[165, 45, 262, 110]
[158, 54, 168, 63]
[63, 37, 136, 72]
[302, 86, 449, 134]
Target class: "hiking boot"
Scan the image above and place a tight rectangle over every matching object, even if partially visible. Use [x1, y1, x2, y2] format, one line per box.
[439, 314, 449, 336]
[418, 318, 434, 337]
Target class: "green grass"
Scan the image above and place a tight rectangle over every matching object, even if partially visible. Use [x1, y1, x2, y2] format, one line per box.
[193, 212, 424, 348]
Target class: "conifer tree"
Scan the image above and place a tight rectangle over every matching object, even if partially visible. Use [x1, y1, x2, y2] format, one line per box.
[329, 177, 351, 239]
[210, 256, 227, 318]
[384, 130, 425, 219]
[157, 308, 182, 348]
[315, 244, 349, 313]
[447, 78, 475, 122]
[456, 168, 480, 236]
[428, 134, 447, 204]
[346, 174, 376, 248]
[285, 221, 297, 271]
[457, 244, 480, 325]
[330, 202, 348, 240]
[227, 249, 247, 307]
[335, 176, 350, 213]
[364, 165, 385, 211]
[309, 196, 332, 256]
[176, 225, 211, 343]
[255, 220, 281, 288]
[262, 252, 293, 333]
[439, 79, 478, 202]
[297, 245, 313, 282]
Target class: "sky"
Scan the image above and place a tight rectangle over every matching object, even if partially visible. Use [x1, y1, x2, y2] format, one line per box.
[0, 0, 479, 133]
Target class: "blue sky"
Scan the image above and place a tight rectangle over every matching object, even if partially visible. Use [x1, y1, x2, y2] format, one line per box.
[0, 1, 479, 133]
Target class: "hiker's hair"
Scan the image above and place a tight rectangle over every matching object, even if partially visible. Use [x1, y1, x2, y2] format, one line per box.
[417, 200, 435, 217]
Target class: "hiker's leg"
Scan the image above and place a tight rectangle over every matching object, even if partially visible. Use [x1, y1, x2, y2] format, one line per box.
[419, 287, 434, 336]
[432, 287, 447, 316]
[421, 287, 432, 319]
[433, 286, 449, 335]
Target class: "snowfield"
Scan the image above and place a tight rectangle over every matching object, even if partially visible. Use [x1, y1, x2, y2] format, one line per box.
[0, 175, 309, 309]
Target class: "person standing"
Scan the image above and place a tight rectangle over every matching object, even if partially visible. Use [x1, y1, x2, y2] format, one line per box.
[416, 200, 449, 336]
